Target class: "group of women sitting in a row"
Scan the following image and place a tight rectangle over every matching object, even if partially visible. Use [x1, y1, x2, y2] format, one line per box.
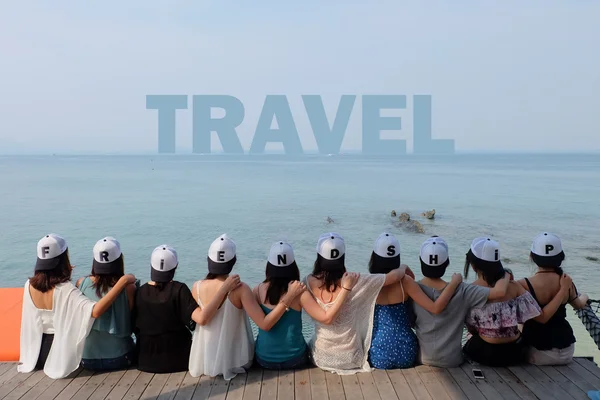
[18, 230, 588, 380]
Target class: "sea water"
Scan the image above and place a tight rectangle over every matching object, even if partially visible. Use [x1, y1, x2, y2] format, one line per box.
[1, 154, 599, 357]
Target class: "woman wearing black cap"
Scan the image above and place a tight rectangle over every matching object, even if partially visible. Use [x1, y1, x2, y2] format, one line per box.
[253, 241, 359, 370]
[188, 234, 306, 380]
[134, 244, 242, 374]
[18, 234, 136, 379]
[368, 233, 462, 369]
[517, 232, 588, 365]
[463, 237, 543, 366]
[76, 237, 137, 371]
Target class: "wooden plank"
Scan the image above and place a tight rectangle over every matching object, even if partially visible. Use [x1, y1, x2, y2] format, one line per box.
[293, 369, 310, 400]
[401, 369, 431, 400]
[158, 371, 187, 400]
[191, 376, 216, 400]
[415, 365, 450, 400]
[0, 370, 35, 399]
[123, 372, 154, 400]
[17, 370, 66, 400]
[357, 372, 380, 400]
[0, 368, 20, 387]
[35, 368, 87, 400]
[446, 368, 485, 400]
[458, 364, 503, 400]
[494, 368, 538, 400]
[428, 367, 467, 400]
[2, 369, 46, 400]
[567, 361, 600, 389]
[523, 364, 577, 400]
[259, 370, 277, 400]
[106, 370, 142, 400]
[324, 371, 344, 400]
[555, 364, 598, 394]
[88, 369, 127, 400]
[340, 375, 363, 400]
[370, 370, 398, 400]
[0, 365, 13, 378]
[241, 370, 262, 400]
[50, 369, 96, 399]
[207, 376, 230, 400]
[173, 373, 200, 400]
[139, 373, 170, 400]
[277, 370, 294, 400]
[308, 368, 328, 400]
[537, 366, 587, 400]
[508, 366, 562, 400]
[477, 366, 521, 400]
[224, 373, 246, 400]
[385, 369, 417, 400]
[575, 358, 600, 380]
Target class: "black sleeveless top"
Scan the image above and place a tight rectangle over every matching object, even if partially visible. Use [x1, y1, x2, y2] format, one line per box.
[521, 277, 576, 350]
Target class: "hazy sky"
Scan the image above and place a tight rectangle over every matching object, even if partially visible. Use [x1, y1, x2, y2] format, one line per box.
[1, 1, 599, 154]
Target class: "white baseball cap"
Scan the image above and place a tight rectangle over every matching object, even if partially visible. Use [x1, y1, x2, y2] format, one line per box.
[470, 237, 501, 263]
[373, 233, 400, 258]
[531, 232, 563, 257]
[268, 241, 295, 267]
[35, 234, 68, 271]
[420, 236, 449, 267]
[317, 232, 345, 260]
[208, 234, 237, 274]
[92, 237, 123, 274]
[150, 245, 178, 282]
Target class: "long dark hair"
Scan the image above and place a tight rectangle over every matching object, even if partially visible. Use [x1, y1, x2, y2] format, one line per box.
[90, 255, 125, 298]
[205, 272, 226, 280]
[29, 251, 72, 293]
[312, 256, 346, 292]
[464, 250, 505, 287]
[263, 261, 300, 304]
[368, 252, 400, 274]
[530, 251, 565, 276]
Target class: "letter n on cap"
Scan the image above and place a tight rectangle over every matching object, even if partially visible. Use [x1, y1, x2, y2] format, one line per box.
[277, 254, 286, 265]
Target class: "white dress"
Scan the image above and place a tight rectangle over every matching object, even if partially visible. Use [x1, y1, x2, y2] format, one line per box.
[305, 274, 385, 375]
[188, 280, 254, 380]
[18, 280, 96, 379]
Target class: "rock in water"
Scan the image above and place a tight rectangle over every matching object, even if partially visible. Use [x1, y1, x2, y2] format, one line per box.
[327, 216, 334, 224]
[399, 213, 411, 222]
[391, 210, 397, 217]
[407, 220, 425, 233]
[586, 256, 599, 262]
[421, 209, 436, 219]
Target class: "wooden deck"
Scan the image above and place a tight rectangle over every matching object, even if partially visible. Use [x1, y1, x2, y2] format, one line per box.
[2, 358, 600, 400]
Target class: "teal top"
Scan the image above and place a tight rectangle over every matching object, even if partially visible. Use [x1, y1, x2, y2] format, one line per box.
[79, 277, 134, 360]
[255, 304, 307, 363]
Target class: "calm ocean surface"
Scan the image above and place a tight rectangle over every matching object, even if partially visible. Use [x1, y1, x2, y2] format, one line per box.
[1, 154, 599, 357]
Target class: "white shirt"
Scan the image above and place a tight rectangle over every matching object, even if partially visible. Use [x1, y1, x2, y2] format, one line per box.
[18, 280, 96, 379]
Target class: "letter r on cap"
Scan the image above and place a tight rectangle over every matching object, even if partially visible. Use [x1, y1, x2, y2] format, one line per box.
[100, 251, 109, 262]
[545, 244, 554, 254]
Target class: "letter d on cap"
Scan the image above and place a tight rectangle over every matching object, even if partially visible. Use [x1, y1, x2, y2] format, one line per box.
[331, 249, 339, 259]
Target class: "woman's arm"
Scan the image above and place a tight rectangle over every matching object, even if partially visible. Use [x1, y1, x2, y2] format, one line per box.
[300, 272, 359, 324]
[241, 281, 305, 331]
[191, 275, 241, 325]
[532, 274, 572, 323]
[383, 266, 407, 287]
[404, 273, 462, 315]
[91, 274, 135, 318]
[126, 283, 136, 311]
[487, 273, 510, 301]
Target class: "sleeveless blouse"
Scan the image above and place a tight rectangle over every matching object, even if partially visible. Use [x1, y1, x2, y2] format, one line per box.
[522, 277, 576, 350]
[304, 274, 385, 375]
[466, 291, 541, 338]
[188, 280, 254, 380]
[255, 304, 306, 363]
[79, 277, 134, 360]
[369, 284, 418, 369]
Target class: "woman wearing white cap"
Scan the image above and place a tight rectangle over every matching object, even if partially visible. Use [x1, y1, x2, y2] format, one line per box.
[517, 232, 589, 365]
[188, 234, 306, 380]
[367, 233, 462, 369]
[253, 241, 359, 370]
[19, 234, 136, 379]
[76, 237, 137, 371]
[304, 232, 410, 374]
[463, 237, 542, 366]
[134, 244, 241, 374]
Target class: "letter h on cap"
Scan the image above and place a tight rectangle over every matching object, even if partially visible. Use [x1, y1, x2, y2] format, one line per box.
[429, 254, 438, 265]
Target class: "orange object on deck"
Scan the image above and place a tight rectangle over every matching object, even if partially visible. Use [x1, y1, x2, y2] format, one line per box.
[0, 288, 23, 361]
